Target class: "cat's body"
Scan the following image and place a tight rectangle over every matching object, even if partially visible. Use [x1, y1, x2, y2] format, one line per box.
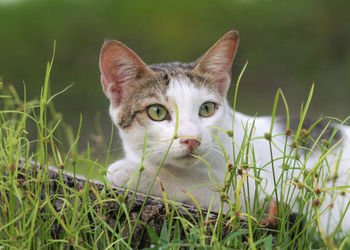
[99, 30, 350, 235]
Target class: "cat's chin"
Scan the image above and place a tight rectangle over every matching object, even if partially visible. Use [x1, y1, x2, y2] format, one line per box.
[146, 152, 201, 169]
[163, 154, 203, 168]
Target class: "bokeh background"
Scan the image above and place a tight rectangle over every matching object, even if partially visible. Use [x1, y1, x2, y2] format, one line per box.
[1, 0, 350, 156]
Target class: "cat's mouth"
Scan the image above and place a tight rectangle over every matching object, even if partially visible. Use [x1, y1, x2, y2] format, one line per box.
[174, 147, 202, 160]
[178, 152, 196, 159]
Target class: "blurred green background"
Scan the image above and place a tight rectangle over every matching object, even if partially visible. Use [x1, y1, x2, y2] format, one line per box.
[1, 0, 350, 154]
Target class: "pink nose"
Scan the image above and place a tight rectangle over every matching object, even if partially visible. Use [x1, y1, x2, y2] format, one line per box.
[180, 138, 200, 151]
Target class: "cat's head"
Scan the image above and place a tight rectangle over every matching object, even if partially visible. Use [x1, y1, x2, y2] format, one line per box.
[99, 30, 239, 167]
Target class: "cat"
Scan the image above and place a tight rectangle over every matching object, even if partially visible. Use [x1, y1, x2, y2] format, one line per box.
[99, 30, 350, 235]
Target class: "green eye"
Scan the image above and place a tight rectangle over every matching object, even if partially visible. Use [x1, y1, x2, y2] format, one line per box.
[199, 102, 216, 117]
[147, 104, 169, 121]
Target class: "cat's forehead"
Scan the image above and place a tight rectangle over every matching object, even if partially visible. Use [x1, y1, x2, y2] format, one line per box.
[122, 65, 219, 107]
[149, 62, 221, 95]
[166, 76, 220, 104]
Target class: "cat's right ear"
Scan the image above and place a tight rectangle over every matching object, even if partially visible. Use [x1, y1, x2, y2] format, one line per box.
[99, 40, 153, 107]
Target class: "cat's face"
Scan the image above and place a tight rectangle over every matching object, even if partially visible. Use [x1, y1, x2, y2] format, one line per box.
[100, 30, 239, 167]
[110, 73, 229, 167]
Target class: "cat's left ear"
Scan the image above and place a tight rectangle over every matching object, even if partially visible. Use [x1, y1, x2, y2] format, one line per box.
[194, 30, 239, 96]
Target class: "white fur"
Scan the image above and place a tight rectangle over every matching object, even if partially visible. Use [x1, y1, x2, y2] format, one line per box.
[107, 77, 350, 235]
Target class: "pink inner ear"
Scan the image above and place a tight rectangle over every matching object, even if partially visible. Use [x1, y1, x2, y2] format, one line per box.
[100, 56, 126, 107]
[216, 74, 231, 95]
[101, 74, 124, 106]
[99, 40, 153, 107]
[194, 30, 239, 96]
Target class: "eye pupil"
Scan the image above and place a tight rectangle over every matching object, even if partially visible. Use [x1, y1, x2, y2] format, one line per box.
[147, 104, 168, 121]
[199, 102, 216, 117]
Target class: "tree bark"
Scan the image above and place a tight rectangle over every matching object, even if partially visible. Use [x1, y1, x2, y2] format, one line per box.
[15, 159, 232, 248]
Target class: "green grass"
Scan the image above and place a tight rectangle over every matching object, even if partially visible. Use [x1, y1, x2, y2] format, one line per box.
[1, 54, 350, 249]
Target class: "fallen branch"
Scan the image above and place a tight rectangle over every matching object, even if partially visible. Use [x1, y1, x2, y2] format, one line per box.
[11, 159, 237, 248]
